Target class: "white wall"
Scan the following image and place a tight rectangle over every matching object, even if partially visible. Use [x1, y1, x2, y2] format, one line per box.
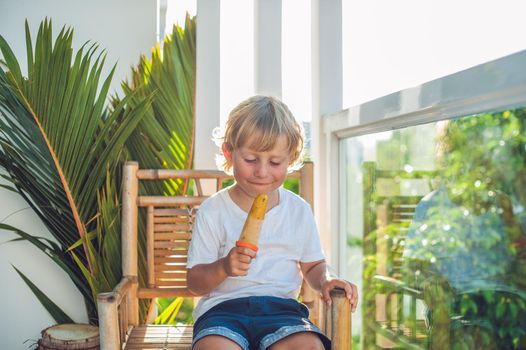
[0, 0, 156, 96]
[0, 179, 90, 349]
[0, 1, 156, 348]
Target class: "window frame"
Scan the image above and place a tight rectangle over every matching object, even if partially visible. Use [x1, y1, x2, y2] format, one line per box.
[320, 49, 526, 276]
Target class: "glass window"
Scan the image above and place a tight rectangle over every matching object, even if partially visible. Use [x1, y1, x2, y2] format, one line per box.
[341, 108, 526, 349]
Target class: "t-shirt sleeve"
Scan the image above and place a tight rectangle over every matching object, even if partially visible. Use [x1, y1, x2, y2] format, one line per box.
[187, 202, 222, 269]
[300, 203, 326, 263]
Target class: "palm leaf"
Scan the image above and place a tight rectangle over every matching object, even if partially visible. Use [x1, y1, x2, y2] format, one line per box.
[112, 15, 196, 323]
[12, 265, 74, 324]
[0, 16, 196, 324]
[68, 173, 122, 303]
[154, 297, 184, 325]
[0, 19, 151, 320]
[117, 15, 196, 196]
[0, 223, 93, 306]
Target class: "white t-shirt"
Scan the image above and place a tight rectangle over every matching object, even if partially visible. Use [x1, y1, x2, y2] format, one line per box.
[187, 187, 325, 321]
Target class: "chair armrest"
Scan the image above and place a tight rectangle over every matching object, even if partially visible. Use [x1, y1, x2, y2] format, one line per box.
[325, 288, 352, 350]
[97, 276, 135, 350]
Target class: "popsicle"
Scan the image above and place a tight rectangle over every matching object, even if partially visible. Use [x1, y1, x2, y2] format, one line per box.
[235, 194, 268, 252]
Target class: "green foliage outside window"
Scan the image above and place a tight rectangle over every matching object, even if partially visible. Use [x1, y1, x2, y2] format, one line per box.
[360, 108, 526, 349]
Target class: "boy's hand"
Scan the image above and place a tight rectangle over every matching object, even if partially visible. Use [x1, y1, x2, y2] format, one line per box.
[222, 246, 256, 277]
[321, 278, 358, 312]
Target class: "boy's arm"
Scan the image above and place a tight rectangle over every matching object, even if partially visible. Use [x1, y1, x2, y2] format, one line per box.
[300, 259, 330, 291]
[187, 246, 256, 295]
[300, 260, 358, 312]
[187, 259, 228, 295]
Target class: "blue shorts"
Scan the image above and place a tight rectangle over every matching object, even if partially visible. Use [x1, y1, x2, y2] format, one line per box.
[192, 296, 331, 350]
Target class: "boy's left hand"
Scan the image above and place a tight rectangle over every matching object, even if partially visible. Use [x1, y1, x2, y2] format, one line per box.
[321, 278, 358, 312]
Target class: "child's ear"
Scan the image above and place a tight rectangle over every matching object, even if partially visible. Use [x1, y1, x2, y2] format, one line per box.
[222, 143, 232, 161]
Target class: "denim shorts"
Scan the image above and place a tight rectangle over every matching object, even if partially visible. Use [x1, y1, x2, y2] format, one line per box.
[192, 296, 331, 350]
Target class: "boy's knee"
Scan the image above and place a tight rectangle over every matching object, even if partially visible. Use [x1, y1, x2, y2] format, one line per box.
[268, 331, 325, 350]
[194, 335, 243, 350]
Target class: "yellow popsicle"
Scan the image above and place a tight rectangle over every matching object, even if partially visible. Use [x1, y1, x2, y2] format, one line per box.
[236, 194, 268, 251]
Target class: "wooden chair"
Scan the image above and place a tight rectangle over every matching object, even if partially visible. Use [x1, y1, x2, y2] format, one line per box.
[97, 161, 352, 349]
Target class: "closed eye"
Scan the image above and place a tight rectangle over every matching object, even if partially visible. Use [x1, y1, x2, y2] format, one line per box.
[244, 158, 256, 163]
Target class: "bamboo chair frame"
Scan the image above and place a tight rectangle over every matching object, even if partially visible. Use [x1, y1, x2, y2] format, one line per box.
[97, 161, 351, 349]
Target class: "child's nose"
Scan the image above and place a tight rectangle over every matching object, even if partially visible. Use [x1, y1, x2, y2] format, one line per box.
[255, 162, 269, 177]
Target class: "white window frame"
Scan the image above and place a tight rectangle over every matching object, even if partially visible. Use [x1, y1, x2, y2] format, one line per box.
[319, 49, 526, 276]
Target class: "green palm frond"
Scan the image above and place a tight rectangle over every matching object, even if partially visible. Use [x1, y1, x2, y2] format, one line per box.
[0, 223, 93, 309]
[12, 265, 74, 324]
[117, 14, 196, 195]
[68, 172, 122, 303]
[114, 15, 196, 323]
[0, 18, 151, 320]
[154, 297, 184, 325]
[0, 16, 196, 324]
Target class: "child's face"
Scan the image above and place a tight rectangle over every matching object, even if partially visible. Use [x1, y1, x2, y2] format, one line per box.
[225, 135, 291, 198]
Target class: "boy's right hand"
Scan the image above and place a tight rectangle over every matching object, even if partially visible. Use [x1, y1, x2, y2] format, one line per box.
[222, 246, 256, 277]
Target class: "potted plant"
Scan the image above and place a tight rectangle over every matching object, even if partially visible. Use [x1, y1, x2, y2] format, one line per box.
[0, 15, 195, 340]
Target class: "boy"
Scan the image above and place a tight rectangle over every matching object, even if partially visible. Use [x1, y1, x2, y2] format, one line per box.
[187, 95, 357, 350]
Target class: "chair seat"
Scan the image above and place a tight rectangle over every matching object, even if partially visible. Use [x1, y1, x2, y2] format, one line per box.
[125, 325, 193, 349]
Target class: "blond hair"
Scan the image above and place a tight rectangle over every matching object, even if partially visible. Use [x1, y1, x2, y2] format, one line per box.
[214, 95, 304, 174]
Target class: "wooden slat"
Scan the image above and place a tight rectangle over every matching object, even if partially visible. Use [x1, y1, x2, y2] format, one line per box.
[155, 251, 188, 258]
[155, 280, 187, 287]
[128, 326, 192, 335]
[154, 251, 188, 258]
[126, 347, 190, 349]
[155, 276, 187, 282]
[137, 288, 194, 299]
[153, 250, 188, 258]
[154, 251, 188, 257]
[147, 206, 155, 288]
[137, 169, 229, 180]
[155, 261, 187, 266]
[138, 196, 207, 207]
[155, 264, 187, 271]
[155, 271, 187, 276]
[154, 241, 189, 249]
[195, 178, 203, 196]
[136, 168, 303, 180]
[155, 268, 187, 275]
[154, 216, 192, 223]
[154, 224, 192, 232]
[155, 271, 187, 278]
[154, 232, 191, 241]
[125, 325, 193, 350]
[154, 208, 195, 216]
[127, 337, 192, 343]
[154, 256, 187, 264]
